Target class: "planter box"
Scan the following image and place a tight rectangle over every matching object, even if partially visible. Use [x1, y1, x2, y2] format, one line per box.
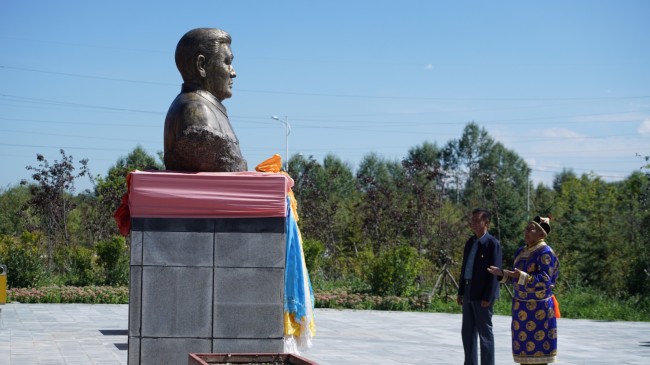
[188, 353, 318, 365]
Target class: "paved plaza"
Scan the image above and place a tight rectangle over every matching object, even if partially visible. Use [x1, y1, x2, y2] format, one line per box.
[0, 303, 649, 364]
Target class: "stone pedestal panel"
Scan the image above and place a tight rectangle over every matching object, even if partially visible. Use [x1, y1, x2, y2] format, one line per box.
[213, 267, 284, 338]
[128, 217, 285, 365]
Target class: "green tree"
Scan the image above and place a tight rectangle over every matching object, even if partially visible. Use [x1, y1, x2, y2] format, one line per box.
[356, 153, 406, 254]
[319, 155, 358, 256]
[479, 143, 531, 260]
[288, 154, 328, 241]
[443, 122, 496, 207]
[616, 171, 650, 296]
[289, 154, 361, 280]
[442, 123, 530, 261]
[0, 232, 46, 288]
[0, 184, 33, 235]
[552, 172, 618, 290]
[531, 183, 555, 218]
[401, 142, 443, 257]
[88, 146, 162, 242]
[20, 149, 90, 265]
[434, 201, 468, 278]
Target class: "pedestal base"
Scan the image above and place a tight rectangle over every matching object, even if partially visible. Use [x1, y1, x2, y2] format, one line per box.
[128, 217, 286, 365]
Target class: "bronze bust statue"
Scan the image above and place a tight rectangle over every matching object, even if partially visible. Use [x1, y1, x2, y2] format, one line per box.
[164, 28, 248, 172]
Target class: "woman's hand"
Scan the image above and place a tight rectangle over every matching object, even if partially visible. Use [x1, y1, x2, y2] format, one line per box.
[487, 266, 520, 279]
[487, 266, 503, 276]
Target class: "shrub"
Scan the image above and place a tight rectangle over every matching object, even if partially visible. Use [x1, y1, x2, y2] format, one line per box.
[7, 285, 128, 304]
[369, 245, 425, 296]
[314, 289, 436, 312]
[95, 236, 129, 286]
[302, 238, 325, 277]
[626, 254, 650, 297]
[54, 245, 97, 286]
[0, 232, 46, 288]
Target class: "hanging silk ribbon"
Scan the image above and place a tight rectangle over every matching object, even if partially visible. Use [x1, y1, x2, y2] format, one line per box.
[256, 154, 315, 353]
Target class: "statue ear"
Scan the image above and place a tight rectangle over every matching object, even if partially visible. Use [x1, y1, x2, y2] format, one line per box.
[196, 55, 206, 77]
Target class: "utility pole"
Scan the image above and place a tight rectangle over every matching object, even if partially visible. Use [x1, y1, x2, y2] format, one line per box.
[271, 115, 291, 170]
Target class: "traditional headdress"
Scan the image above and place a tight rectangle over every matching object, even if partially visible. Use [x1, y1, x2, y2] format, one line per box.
[531, 215, 551, 237]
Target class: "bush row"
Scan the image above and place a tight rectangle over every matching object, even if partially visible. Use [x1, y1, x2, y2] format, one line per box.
[0, 233, 129, 288]
[315, 289, 432, 311]
[7, 285, 128, 304]
[6, 285, 436, 309]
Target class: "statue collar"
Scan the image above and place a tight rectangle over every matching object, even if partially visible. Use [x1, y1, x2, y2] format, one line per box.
[181, 83, 227, 116]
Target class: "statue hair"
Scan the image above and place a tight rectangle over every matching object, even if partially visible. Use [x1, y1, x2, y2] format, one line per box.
[175, 28, 232, 83]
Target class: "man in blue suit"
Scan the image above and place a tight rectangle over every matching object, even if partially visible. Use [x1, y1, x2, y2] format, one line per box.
[457, 208, 502, 365]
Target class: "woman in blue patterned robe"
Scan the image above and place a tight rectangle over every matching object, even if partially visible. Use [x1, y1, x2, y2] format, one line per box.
[488, 216, 559, 364]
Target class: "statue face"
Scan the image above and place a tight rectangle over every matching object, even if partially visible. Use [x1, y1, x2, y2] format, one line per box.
[204, 44, 236, 101]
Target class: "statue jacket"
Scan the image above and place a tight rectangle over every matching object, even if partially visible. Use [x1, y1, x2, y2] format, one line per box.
[164, 83, 248, 172]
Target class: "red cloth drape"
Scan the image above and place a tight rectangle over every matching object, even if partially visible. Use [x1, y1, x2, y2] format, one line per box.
[114, 169, 292, 236]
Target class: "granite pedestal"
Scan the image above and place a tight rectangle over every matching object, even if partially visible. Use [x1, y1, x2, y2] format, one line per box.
[125, 172, 288, 365]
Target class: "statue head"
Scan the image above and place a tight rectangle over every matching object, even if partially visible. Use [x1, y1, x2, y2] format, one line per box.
[175, 28, 237, 101]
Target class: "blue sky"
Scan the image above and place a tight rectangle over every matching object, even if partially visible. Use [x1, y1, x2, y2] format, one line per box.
[1, 0, 649, 192]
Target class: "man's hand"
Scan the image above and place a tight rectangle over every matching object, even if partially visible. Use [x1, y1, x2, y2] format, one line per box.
[457, 295, 463, 305]
[480, 300, 490, 308]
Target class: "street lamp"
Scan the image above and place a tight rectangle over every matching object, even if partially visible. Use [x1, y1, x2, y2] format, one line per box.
[271, 115, 291, 169]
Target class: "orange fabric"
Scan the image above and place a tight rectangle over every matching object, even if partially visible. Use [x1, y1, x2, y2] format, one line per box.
[255, 154, 283, 173]
[552, 294, 561, 318]
[255, 154, 299, 221]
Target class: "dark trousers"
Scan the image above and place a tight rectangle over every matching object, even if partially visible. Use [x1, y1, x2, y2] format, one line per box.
[461, 281, 495, 365]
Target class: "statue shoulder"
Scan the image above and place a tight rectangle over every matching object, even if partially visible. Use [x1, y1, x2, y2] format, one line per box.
[166, 92, 219, 127]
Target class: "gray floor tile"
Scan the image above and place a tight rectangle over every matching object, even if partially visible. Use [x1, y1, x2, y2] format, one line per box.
[0, 303, 649, 364]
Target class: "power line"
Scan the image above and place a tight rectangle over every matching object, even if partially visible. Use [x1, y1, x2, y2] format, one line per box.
[0, 142, 140, 152]
[1, 65, 175, 86]
[0, 129, 159, 143]
[0, 117, 160, 128]
[237, 88, 650, 102]
[0, 37, 167, 54]
[2, 93, 647, 131]
[0, 94, 162, 115]
[3, 65, 650, 102]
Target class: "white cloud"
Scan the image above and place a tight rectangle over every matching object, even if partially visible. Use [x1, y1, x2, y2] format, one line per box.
[573, 112, 643, 123]
[424, 64, 433, 70]
[540, 127, 584, 139]
[638, 118, 650, 136]
[524, 158, 537, 168]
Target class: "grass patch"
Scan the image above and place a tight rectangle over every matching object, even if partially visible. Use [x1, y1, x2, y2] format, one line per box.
[5, 284, 649, 322]
[492, 287, 650, 322]
[314, 287, 650, 322]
